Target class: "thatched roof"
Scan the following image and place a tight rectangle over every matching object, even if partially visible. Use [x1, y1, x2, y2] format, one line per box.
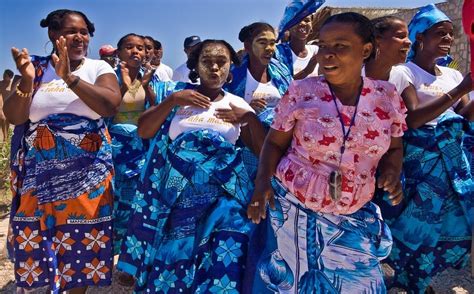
[307, 1, 451, 41]
[307, 6, 413, 41]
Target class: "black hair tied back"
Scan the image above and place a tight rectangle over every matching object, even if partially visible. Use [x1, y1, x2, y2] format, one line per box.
[40, 9, 95, 37]
[238, 22, 274, 43]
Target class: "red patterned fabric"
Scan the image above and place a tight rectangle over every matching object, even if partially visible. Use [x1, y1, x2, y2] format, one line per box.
[271, 76, 407, 214]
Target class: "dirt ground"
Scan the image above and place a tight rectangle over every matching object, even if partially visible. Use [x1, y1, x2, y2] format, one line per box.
[0, 214, 472, 293]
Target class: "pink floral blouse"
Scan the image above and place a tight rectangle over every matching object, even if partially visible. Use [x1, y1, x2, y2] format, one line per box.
[272, 76, 407, 215]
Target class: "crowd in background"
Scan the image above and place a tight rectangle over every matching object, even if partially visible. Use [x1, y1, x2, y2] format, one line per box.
[1, 2, 473, 294]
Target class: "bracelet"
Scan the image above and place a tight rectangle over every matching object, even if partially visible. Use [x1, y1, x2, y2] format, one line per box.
[66, 75, 80, 89]
[445, 92, 454, 101]
[15, 85, 32, 98]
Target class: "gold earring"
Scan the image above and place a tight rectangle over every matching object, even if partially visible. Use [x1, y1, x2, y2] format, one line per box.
[226, 73, 233, 83]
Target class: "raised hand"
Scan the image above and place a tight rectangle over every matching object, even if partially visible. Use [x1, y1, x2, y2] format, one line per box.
[119, 61, 132, 88]
[11, 47, 34, 80]
[142, 62, 156, 86]
[171, 89, 211, 109]
[456, 72, 473, 95]
[51, 36, 71, 81]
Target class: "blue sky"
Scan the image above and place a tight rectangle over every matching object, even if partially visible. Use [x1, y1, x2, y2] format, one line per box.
[0, 0, 442, 74]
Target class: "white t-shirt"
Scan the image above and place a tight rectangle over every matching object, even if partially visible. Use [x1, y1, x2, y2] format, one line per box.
[172, 62, 200, 84]
[244, 70, 282, 108]
[30, 58, 115, 122]
[390, 62, 462, 126]
[361, 66, 403, 94]
[169, 92, 254, 144]
[292, 44, 319, 76]
[153, 63, 173, 82]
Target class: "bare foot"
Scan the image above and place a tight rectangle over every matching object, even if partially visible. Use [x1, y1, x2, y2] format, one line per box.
[117, 272, 135, 287]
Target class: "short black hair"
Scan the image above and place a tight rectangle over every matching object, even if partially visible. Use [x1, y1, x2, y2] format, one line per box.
[117, 33, 145, 50]
[3, 69, 14, 78]
[144, 36, 155, 48]
[40, 9, 95, 37]
[322, 12, 376, 61]
[371, 16, 405, 37]
[238, 22, 275, 43]
[186, 39, 241, 83]
[153, 40, 162, 50]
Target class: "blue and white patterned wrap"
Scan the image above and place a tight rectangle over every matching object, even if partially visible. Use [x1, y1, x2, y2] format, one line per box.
[108, 65, 162, 254]
[377, 112, 473, 292]
[117, 81, 257, 293]
[250, 178, 392, 294]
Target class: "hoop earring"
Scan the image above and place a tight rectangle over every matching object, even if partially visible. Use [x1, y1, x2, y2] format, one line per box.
[419, 42, 423, 51]
[226, 73, 233, 84]
[189, 69, 199, 83]
[44, 40, 54, 55]
[375, 47, 380, 59]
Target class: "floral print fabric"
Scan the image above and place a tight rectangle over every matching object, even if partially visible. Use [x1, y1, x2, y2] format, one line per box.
[271, 76, 407, 214]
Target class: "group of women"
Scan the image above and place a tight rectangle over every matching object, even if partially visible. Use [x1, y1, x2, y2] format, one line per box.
[3, 4, 472, 294]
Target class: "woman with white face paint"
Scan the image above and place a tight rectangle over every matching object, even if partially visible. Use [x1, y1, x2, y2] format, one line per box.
[225, 22, 293, 181]
[117, 40, 265, 293]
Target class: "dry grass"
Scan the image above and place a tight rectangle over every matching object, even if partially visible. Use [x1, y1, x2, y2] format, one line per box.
[0, 189, 11, 217]
[0, 132, 12, 208]
[0, 137, 11, 217]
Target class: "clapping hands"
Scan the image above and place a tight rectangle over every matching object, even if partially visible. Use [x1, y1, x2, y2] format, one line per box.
[11, 47, 34, 80]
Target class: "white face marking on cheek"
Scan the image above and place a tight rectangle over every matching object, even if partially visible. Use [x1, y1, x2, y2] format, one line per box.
[204, 46, 227, 56]
[197, 45, 230, 84]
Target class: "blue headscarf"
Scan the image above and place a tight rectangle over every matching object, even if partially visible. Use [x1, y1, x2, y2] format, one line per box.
[278, 0, 325, 41]
[407, 3, 451, 61]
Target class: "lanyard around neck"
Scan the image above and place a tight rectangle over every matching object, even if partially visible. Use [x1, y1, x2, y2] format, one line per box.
[327, 79, 363, 158]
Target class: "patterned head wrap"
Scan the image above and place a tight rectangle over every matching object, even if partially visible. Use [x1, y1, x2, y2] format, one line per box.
[407, 3, 451, 60]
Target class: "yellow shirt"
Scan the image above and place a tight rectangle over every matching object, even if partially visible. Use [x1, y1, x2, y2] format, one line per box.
[113, 80, 146, 125]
